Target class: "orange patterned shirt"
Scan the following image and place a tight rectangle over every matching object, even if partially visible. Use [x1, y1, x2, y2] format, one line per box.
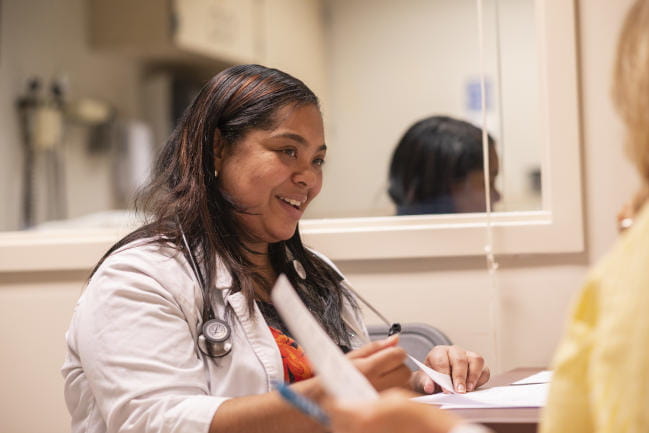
[269, 326, 314, 383]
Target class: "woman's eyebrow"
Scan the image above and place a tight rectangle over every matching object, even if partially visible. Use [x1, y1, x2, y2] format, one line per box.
[271, 132, 327, 151]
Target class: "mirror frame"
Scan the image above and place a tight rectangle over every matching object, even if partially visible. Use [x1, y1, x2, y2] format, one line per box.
[299, 0, 583, 260]
[0, 0, 582, 271]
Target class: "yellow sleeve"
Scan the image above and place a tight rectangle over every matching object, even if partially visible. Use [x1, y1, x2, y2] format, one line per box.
[542, 209, 649, 433]
[587, 241, 649, 433]
[539, 277, 597, 433]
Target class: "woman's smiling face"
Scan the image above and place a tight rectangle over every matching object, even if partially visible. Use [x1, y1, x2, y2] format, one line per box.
[215, 103, 326, 250]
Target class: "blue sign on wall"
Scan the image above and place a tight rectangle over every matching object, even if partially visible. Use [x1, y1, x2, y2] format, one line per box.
[466, 78, 492, 112]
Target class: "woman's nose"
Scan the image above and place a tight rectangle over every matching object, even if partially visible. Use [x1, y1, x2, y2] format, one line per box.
[293, 165, 318, 188]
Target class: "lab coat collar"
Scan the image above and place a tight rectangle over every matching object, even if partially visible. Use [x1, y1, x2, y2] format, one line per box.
[214, 253, 233, 290]
[215, 243, 294, 291]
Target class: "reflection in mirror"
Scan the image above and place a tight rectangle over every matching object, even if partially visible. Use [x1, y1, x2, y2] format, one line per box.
[0, 0, 540, 231]
[306, 0, 540, 219]
[387, 115, 501, 215]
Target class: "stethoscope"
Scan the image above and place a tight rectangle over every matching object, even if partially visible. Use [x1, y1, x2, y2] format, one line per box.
[178, 222, 233, 358]
[178, 222, 401, 358]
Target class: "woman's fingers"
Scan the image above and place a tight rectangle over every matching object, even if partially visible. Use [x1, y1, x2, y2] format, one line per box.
[466, 351, 486, 392]
[424, 345, 489, 393]
[350, 338, 411, 391]
[357, 347, 411, 390]
[409, 371, 440, 394]
[409, 371, 424, 392]
[447, 346, 469, 393]
[476, 366, 491, 388]
[358, 346, 407, 376]
[347, 335, 399, 359]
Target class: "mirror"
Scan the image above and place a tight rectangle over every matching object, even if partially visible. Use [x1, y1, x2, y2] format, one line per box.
[308, 0, 540, 219]
[0, 0, 540, 232]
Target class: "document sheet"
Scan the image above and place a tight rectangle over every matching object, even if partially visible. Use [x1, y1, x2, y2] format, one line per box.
[414, 382, 549, 409]
[511, 370, 552, 385]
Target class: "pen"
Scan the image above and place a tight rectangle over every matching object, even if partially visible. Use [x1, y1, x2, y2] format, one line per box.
[272, 381, 330, 426]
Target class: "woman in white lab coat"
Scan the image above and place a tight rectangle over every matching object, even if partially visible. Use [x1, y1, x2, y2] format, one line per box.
[62, 64, 489, 433]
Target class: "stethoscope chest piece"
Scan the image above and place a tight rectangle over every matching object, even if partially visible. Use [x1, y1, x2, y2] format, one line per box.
[198, 318, 232, 358]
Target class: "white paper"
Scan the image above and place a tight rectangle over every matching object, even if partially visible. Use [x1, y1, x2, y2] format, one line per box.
[271, 274, 378, 402]
[413, 383, 549, 409]
[511, 370, 552, 385]
[408, 355, 456, 393]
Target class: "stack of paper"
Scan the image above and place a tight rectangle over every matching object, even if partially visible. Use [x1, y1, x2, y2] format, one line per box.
[413, 382, 549, 409]
[511, 370, 552, 385]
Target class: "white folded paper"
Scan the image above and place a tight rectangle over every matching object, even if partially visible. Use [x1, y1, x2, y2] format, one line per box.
[408, 355, 456, 393]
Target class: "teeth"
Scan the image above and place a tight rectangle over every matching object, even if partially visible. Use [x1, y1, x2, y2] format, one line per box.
[279, 196, 303, 208]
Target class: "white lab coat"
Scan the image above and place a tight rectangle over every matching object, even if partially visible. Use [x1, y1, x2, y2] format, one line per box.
[62, 239, 369, 433]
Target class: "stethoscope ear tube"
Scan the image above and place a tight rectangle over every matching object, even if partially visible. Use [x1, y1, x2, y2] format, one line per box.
[340, 280, 401, 338]
[177, 218, 233, 358]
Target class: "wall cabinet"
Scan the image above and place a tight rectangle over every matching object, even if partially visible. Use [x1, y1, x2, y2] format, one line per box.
[89, 0, 257, 66]
[88, 0, 326, 95]
[173, 0, 258, 64]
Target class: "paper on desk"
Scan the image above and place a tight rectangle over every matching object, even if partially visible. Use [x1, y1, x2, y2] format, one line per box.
[511, 370, 552, 385]
[408, 355, 456, 393]
[271, 274, 378, 402]
[413, 383, 549, 409]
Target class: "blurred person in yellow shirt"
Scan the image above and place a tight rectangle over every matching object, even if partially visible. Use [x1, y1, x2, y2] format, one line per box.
[540, 0, 649, 431]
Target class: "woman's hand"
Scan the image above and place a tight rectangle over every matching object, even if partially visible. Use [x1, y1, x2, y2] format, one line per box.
[411, 345, 490, 394]
[324, 388, 461, 433]
[346, 335, 412, 391]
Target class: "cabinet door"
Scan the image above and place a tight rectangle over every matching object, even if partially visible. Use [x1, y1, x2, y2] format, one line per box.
[174, 0, 258, 64]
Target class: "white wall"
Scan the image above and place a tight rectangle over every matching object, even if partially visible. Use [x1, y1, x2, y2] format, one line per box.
[0, 271, 86, 433]
[0, 0, 642, 432]
[0, 0, 143, 230]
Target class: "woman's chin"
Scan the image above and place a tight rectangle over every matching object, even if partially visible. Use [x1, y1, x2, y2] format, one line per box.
[262, 226, 299, 244]
[276, 229, 298, 242]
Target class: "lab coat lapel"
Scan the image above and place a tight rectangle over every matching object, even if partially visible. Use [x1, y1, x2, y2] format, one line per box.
[225, 290, 284, 389]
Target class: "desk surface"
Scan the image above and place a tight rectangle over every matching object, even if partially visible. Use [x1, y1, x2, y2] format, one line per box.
[447, 367, 544, 433]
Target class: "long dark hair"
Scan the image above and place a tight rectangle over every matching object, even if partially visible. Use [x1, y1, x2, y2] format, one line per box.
[388, 115, 494, 214]
[91, 64, 355, 346]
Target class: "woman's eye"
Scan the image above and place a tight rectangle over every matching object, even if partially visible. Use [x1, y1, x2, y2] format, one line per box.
[313, 158, 325, 167]
[281, 148, 297, 158]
